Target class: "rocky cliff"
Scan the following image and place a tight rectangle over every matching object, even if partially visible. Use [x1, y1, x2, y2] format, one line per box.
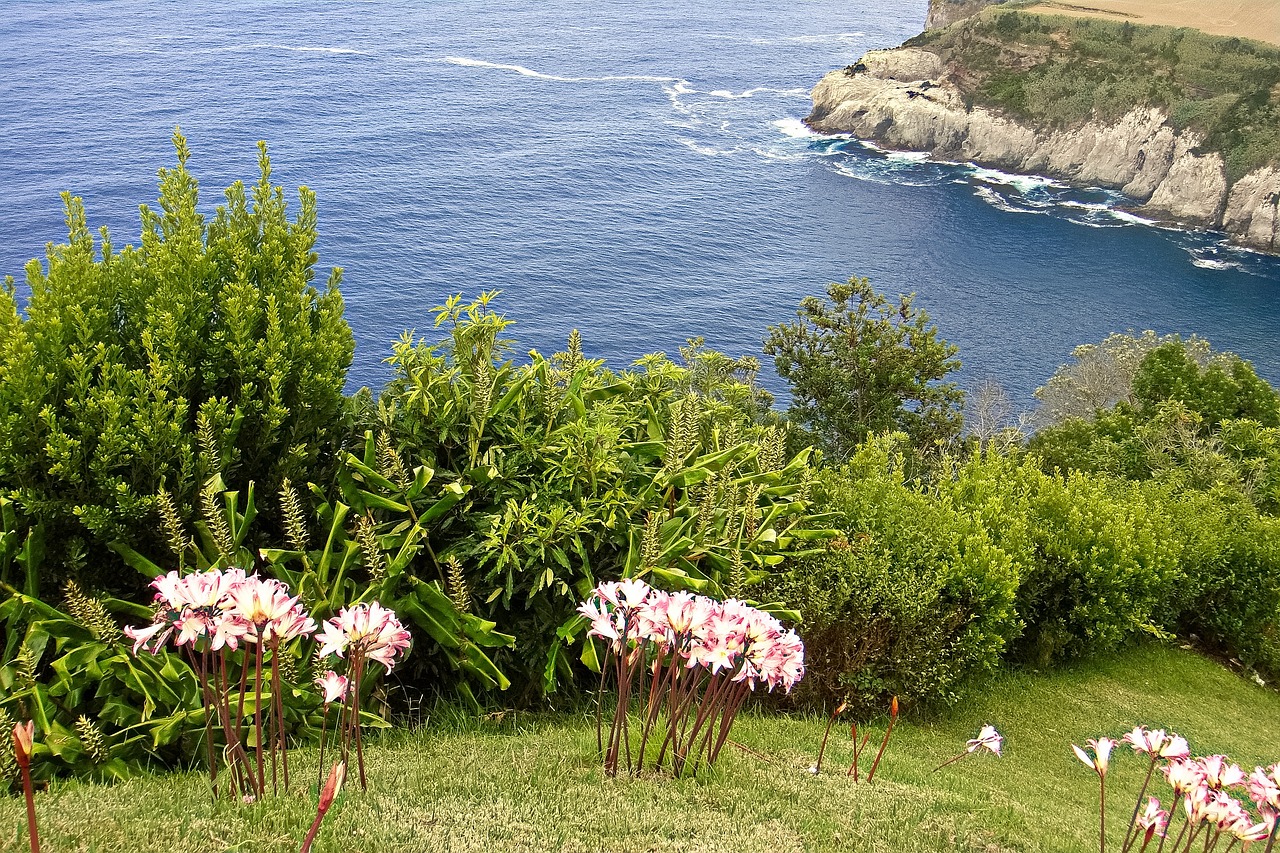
[807, 48, 1280, 252]
[925, 0, 1005, 31]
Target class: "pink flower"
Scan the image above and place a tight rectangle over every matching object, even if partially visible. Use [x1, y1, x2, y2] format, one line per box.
[966, 725, 1003, 757]
[1122, 726, 1170, 756]
[1072, 738, 1117, 777]
[1247, 764, 1280, 816]
[11, 720, 34, 766]
[1198, 755, 1247, 790]
[1166, 759, 1206, 796]
[317, 602, 411, 671]
[1135, 797, 1169, 843]
[229, 575, 316, 642]
[123, 621, 170, 655]
[316, 670, 350, 705]
[1159, 735, 1190, 761]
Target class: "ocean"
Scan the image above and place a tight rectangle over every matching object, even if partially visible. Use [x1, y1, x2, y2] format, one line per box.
[2, 0, 1277, 409]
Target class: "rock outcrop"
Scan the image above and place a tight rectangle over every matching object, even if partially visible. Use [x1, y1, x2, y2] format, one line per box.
[925, 0, 1006, 31]
[808, 49, 1280, 252]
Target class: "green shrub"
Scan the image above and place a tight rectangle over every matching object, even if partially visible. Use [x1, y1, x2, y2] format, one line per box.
[0, 132, 354, 595]
[365, 295, 830, 699]
[771, 436, 1018, 712]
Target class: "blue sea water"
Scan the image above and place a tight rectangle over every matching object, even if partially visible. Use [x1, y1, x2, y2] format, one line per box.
[1, 0, 1276, 408]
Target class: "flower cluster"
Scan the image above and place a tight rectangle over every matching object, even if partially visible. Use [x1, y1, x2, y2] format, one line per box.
[123, 568, 410, 800]
[316, 602, 412, 672]
[577, 579, 805, 777]
[578, 581, 804, 693]
[1165, 756, 1277, 846]
[1071, 725, 1278, 853]
[313, 602, 411, 792]
[124, 569, 316, 654]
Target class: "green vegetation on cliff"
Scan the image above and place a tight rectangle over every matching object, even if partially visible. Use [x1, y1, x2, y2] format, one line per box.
[906, 5, 1280, 181]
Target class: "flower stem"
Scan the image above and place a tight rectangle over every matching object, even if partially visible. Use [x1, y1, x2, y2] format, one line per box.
[933, 751, 969, 772]
[815, 704, 840, 774]
[1121, 756, 1159, 853]
[866, 715, 897, 784]
[1100, 777, 1107, 853]
[353, 655, 368, 791]
[254, 639, 266, 796]
[19, 760, 40, 853]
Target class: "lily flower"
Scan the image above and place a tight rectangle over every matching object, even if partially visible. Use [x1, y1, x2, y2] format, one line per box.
[1073, 737, 1117, 778]
[1198, 755, 1247, 790]
[11, 720, 34, 767]
[1134, 797, 1169, 844]
[316, 671, 350, 705]
[966, 725, 1003, 757]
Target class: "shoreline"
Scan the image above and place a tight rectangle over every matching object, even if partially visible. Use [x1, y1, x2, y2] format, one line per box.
[804, 14, 1280, 254]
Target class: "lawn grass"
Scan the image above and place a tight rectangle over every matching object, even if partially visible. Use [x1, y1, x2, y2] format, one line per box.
[4, 643, 1279, 852]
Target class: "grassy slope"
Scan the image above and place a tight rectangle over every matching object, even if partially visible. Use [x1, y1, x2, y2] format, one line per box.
[5, 644, 1280, 852]
[906, 4, 1280, 182]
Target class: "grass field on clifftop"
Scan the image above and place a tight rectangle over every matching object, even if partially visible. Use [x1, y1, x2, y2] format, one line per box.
[1022, 1, 1280, 47]
[4, 643, 1279, 853]
[910, 4, 1280, 181]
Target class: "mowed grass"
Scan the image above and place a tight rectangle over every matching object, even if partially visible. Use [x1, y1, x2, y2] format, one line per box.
[4, 644, 1280, 853]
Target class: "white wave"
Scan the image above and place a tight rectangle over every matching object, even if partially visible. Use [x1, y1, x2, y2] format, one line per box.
[1190, 257, 1241, 271]
[974, 186, 1047, 215]
[1109, 209, 1157, 226]
[1060, 200, 1109, 211]
[833, 161, 943, 188]
[678, 138, 738, 157]
[750, 146, 807, 162]
[706, 86, 808, 100]
[773, 118, 817, 139]
[443, 56, 679, 84]
[1066, 218, 1124, 229]
[968, 165, 1065, 193]
[884, 150, 930, 163]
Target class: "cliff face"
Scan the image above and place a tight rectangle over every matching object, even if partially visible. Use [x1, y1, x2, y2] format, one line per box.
[925, 0, 1005, 31]
[807, 49, 1280, 252]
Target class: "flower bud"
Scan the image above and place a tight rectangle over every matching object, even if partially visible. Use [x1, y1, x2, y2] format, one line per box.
[319, 761, 346, 812]
[11, 720, 34, 768]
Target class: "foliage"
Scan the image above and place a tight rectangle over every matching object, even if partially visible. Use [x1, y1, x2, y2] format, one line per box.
[1031, 338, 1280, 513]
[909, 8, 1280, 180]
[0, 131, 354, 595]
[767, 436, 1019, 712]
[1031, 331, 1211, 430]
[367, 294, 832, 699]
[0, 580, 204, 782]
[763, 278, 964, 462]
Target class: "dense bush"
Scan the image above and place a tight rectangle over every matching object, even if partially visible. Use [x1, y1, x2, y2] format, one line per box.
[1031, 340, 1280, 512]
[0, 132, 354, 595]
[778, 439, 1280, 710]
[767, 436, 1019, 712]
[365, 295, 830, 699]
[943, 452, 1183, 665]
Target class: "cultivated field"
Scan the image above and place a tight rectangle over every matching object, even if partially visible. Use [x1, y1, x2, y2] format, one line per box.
[1022, 0, 1280, 45]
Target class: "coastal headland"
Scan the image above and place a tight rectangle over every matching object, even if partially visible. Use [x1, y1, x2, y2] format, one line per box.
[808, 0, 1280, 252]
